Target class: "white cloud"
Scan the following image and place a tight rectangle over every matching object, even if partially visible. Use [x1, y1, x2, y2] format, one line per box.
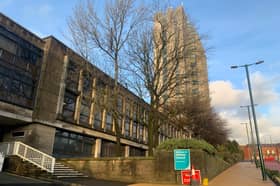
[209, 80, 247, 109]
[210, 72, 280, 145]
[250, 72, 279, 105]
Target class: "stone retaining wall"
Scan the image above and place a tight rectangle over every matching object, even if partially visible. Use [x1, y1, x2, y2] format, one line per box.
[60, 150, 231, 184]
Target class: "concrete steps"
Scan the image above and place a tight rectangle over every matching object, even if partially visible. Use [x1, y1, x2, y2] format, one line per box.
[53, 162, 88, 178]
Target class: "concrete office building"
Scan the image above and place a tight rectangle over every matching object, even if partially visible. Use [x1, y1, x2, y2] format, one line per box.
[154, 6, 210, 105]
[0, 13, 188, 158]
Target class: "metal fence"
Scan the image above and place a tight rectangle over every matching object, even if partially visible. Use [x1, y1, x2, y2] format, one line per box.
[0, 141, 55, 173]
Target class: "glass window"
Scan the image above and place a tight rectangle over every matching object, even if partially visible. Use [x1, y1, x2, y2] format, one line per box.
[0, 35, 17, 54]
[192, 80, 199, 85]
[79, 99, 90, 125]
[94, 110, 102, 129]
[133, 103, 137, 121]
[83, 72, 92, 94]
[139, 125, 144, 141]
[105, 112, 113, 131]
[53, 130, 95, 158]
[0, 32, 41, 109]
[124, 117, 130, 137]
[129, 146, 145, 157]
[125, 100, 131, 117]
[101, 140, 125, 157]
[62, 91, 77, 121]
[117, 96, 123, 113]
[66, 60, 79, 91]
[191, 71, 198, 77]
[192, 88, 199, 95]
[190, 61, 197, 68]
[132, 121, 137, 139]
[117, 117, 123, 132]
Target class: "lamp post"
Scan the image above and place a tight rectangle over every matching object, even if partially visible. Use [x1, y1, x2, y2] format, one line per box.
[231, 60, 267, 180]
[240, 104, 257, 166]
[241, 122, 251, 160]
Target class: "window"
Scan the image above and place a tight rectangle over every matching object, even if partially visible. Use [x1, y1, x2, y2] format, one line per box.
[133, 103, 137, 121]
[139, 125, 144, 141]
[129, 146, 145, 157]
[132, 121, 137, 139]
[117, 117, 123, 133]
[190, 61, 197, 68]
[117, 96, 123, 113]
[66, 60, 79, 91]
[124, 117, 130, 137]
[0, 35, 17, 54]
[62, 91, 77, 121]
[0, 64, 35, 108]
[125, 100, 130, 117]
[94, 110, 102, 129]
[105, 112, 113, 131]
[79, 99, 90, 125]
[101, 140, 125, 157]
[191, 71, 198, 77]
[192, 88, 199, 95]
[83, 72, 92, 94]
[53, 130, 95, 158]
[192, 80, 199, 85]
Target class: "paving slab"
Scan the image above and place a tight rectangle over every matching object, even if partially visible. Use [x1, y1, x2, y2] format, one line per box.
[209, 162, 275, 186]
[0, 172, 55, 185]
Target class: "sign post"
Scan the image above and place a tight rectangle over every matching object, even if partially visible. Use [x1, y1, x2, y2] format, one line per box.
[174, 149, 190, 170]
[181, 170, 191, 185]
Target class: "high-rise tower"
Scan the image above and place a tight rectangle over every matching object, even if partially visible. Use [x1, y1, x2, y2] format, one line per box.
[154, 6, 210, 106]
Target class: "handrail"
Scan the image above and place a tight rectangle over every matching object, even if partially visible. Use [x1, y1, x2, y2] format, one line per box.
[0, 141, 55, 173]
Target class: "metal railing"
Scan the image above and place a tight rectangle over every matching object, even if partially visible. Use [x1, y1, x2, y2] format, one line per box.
[0, 141, 55, 173]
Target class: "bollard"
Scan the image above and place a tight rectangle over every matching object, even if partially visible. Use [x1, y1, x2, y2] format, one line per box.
[202, 178, 208, 186]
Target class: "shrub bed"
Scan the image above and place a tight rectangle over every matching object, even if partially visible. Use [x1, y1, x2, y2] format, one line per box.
[156, 138, 217, 155]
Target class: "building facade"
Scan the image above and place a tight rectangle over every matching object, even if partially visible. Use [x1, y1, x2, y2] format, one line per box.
[241, 144, 280, 161]
[0, 13, 188, 158]
[154, 6, 210, 105]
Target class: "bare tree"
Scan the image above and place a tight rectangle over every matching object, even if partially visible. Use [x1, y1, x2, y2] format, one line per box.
[68, 0, 147, 156]
[125, 8, 206, 155]
[165, 98, 229, 146]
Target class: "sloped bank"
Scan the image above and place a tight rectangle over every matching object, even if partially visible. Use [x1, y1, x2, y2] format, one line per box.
[59, 149, 230, 184]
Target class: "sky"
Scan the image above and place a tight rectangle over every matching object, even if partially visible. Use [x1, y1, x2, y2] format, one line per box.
[1, 0, 279, 145]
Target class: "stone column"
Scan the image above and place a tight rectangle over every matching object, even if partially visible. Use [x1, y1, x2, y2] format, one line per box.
[94, 139, 102, 158]
[125, 145, 130, 157]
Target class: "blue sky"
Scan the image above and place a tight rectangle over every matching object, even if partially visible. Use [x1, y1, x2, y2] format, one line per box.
[1, 0, 279, 144]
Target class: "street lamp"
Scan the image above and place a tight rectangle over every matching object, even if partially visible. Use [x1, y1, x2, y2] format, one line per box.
[240, 104, 257, 166]
[241, 122, 251, 160]
[231, 60, 267, 181]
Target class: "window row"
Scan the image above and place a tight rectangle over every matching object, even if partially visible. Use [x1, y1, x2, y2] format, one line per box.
[62, 90, 148, 143]
[0, 64, 35, 108]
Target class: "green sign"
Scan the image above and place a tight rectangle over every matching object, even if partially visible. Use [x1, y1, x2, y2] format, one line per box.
[174, 149, 190, 170]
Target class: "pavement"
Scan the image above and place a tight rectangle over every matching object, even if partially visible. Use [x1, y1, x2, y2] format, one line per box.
[0, 172, 58, 185]
[208, 162, 275, 186]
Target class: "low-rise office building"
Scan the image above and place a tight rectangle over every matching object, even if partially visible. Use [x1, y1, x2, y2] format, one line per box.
[0, 13, 188, 158]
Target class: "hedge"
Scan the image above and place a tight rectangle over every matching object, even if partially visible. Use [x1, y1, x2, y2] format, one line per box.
[156, 138, 217, 155]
